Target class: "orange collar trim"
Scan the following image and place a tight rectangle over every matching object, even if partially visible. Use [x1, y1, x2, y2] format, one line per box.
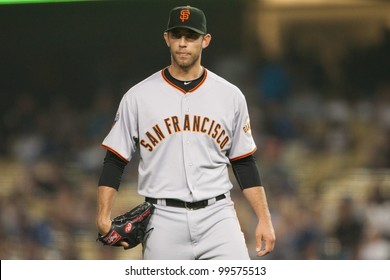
[161, 67, 208, 94]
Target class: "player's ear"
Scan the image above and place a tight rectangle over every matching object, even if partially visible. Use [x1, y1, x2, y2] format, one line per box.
[202, 34, 211, 49]
[164, 32, 170, 47]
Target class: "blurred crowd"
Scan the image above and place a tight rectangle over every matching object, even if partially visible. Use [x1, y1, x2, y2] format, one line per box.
[217, 49, 390, 260]
[1, 35, 390, 261]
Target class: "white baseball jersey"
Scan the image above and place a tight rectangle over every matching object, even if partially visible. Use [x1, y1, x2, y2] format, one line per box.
[102, 68, 256, 202]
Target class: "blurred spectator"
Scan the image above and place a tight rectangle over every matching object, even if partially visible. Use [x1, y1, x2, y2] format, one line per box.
[257, 60, 291, 103]
[331, 197, 365, 259]
[364, 185, 390, 239]
[359, 226, 390, 260]
[292, 203, 324, 259]
[261, 137, 297, 198]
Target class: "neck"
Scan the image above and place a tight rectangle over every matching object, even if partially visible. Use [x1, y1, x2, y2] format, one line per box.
[168, 63, 203, 81]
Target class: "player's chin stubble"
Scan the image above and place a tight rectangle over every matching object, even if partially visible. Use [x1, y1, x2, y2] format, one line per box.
[171, 51, 200, 71]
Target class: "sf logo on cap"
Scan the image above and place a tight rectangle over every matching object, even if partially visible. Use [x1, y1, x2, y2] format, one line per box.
[180, 9, 190, 22]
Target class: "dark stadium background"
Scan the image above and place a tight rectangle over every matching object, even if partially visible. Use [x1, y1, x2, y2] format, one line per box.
[1, 0, 389, 260]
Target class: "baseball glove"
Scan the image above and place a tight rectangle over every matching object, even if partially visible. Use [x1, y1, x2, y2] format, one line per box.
[97, 201, 154, 249]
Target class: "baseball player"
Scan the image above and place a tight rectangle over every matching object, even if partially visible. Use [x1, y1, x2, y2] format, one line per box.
[96, 5, 275, 259]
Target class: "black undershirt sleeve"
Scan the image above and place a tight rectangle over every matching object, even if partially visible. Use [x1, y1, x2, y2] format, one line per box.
[231, 155, 262, 190]
[98, 151, 261, 191]
[98, 150, 127, 190]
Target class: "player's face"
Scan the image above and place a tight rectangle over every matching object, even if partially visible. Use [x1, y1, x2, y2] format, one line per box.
[164, 28, 211, 70]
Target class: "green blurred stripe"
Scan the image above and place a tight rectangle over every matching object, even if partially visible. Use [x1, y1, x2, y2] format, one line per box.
[0, 0, 100, 4]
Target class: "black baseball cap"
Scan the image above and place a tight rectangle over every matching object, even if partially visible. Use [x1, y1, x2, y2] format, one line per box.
[165, 6, 207, 35]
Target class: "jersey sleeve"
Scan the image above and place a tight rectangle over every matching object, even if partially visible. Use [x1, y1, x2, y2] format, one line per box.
[101, 92, 138, 163]
[228, 90, 257, 161]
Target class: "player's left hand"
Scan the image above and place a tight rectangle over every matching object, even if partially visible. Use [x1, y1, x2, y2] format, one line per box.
[255, 220, 276, 257]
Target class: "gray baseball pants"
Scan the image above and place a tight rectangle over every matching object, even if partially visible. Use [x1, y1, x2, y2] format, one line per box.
[143, 193, 250, 260]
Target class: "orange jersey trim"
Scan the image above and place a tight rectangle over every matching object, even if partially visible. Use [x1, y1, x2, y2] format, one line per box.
[189, 69, 207, 92]
[161, 67, 208, 94]
[229, 147, 257, 162]
[101, 144, 130, 163]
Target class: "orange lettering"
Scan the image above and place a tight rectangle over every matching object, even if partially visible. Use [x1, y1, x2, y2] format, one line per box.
[180, 10, 190, 22]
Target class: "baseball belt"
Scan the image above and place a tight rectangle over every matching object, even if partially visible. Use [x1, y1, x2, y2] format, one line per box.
[145, 194, 226, 210]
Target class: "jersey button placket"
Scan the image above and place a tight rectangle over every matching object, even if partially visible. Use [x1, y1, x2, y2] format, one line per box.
[184, 96, 190, 113]
[182, 95, 194, 193]
[185, 99, 193, 168]
[184, 97, 192, 165]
